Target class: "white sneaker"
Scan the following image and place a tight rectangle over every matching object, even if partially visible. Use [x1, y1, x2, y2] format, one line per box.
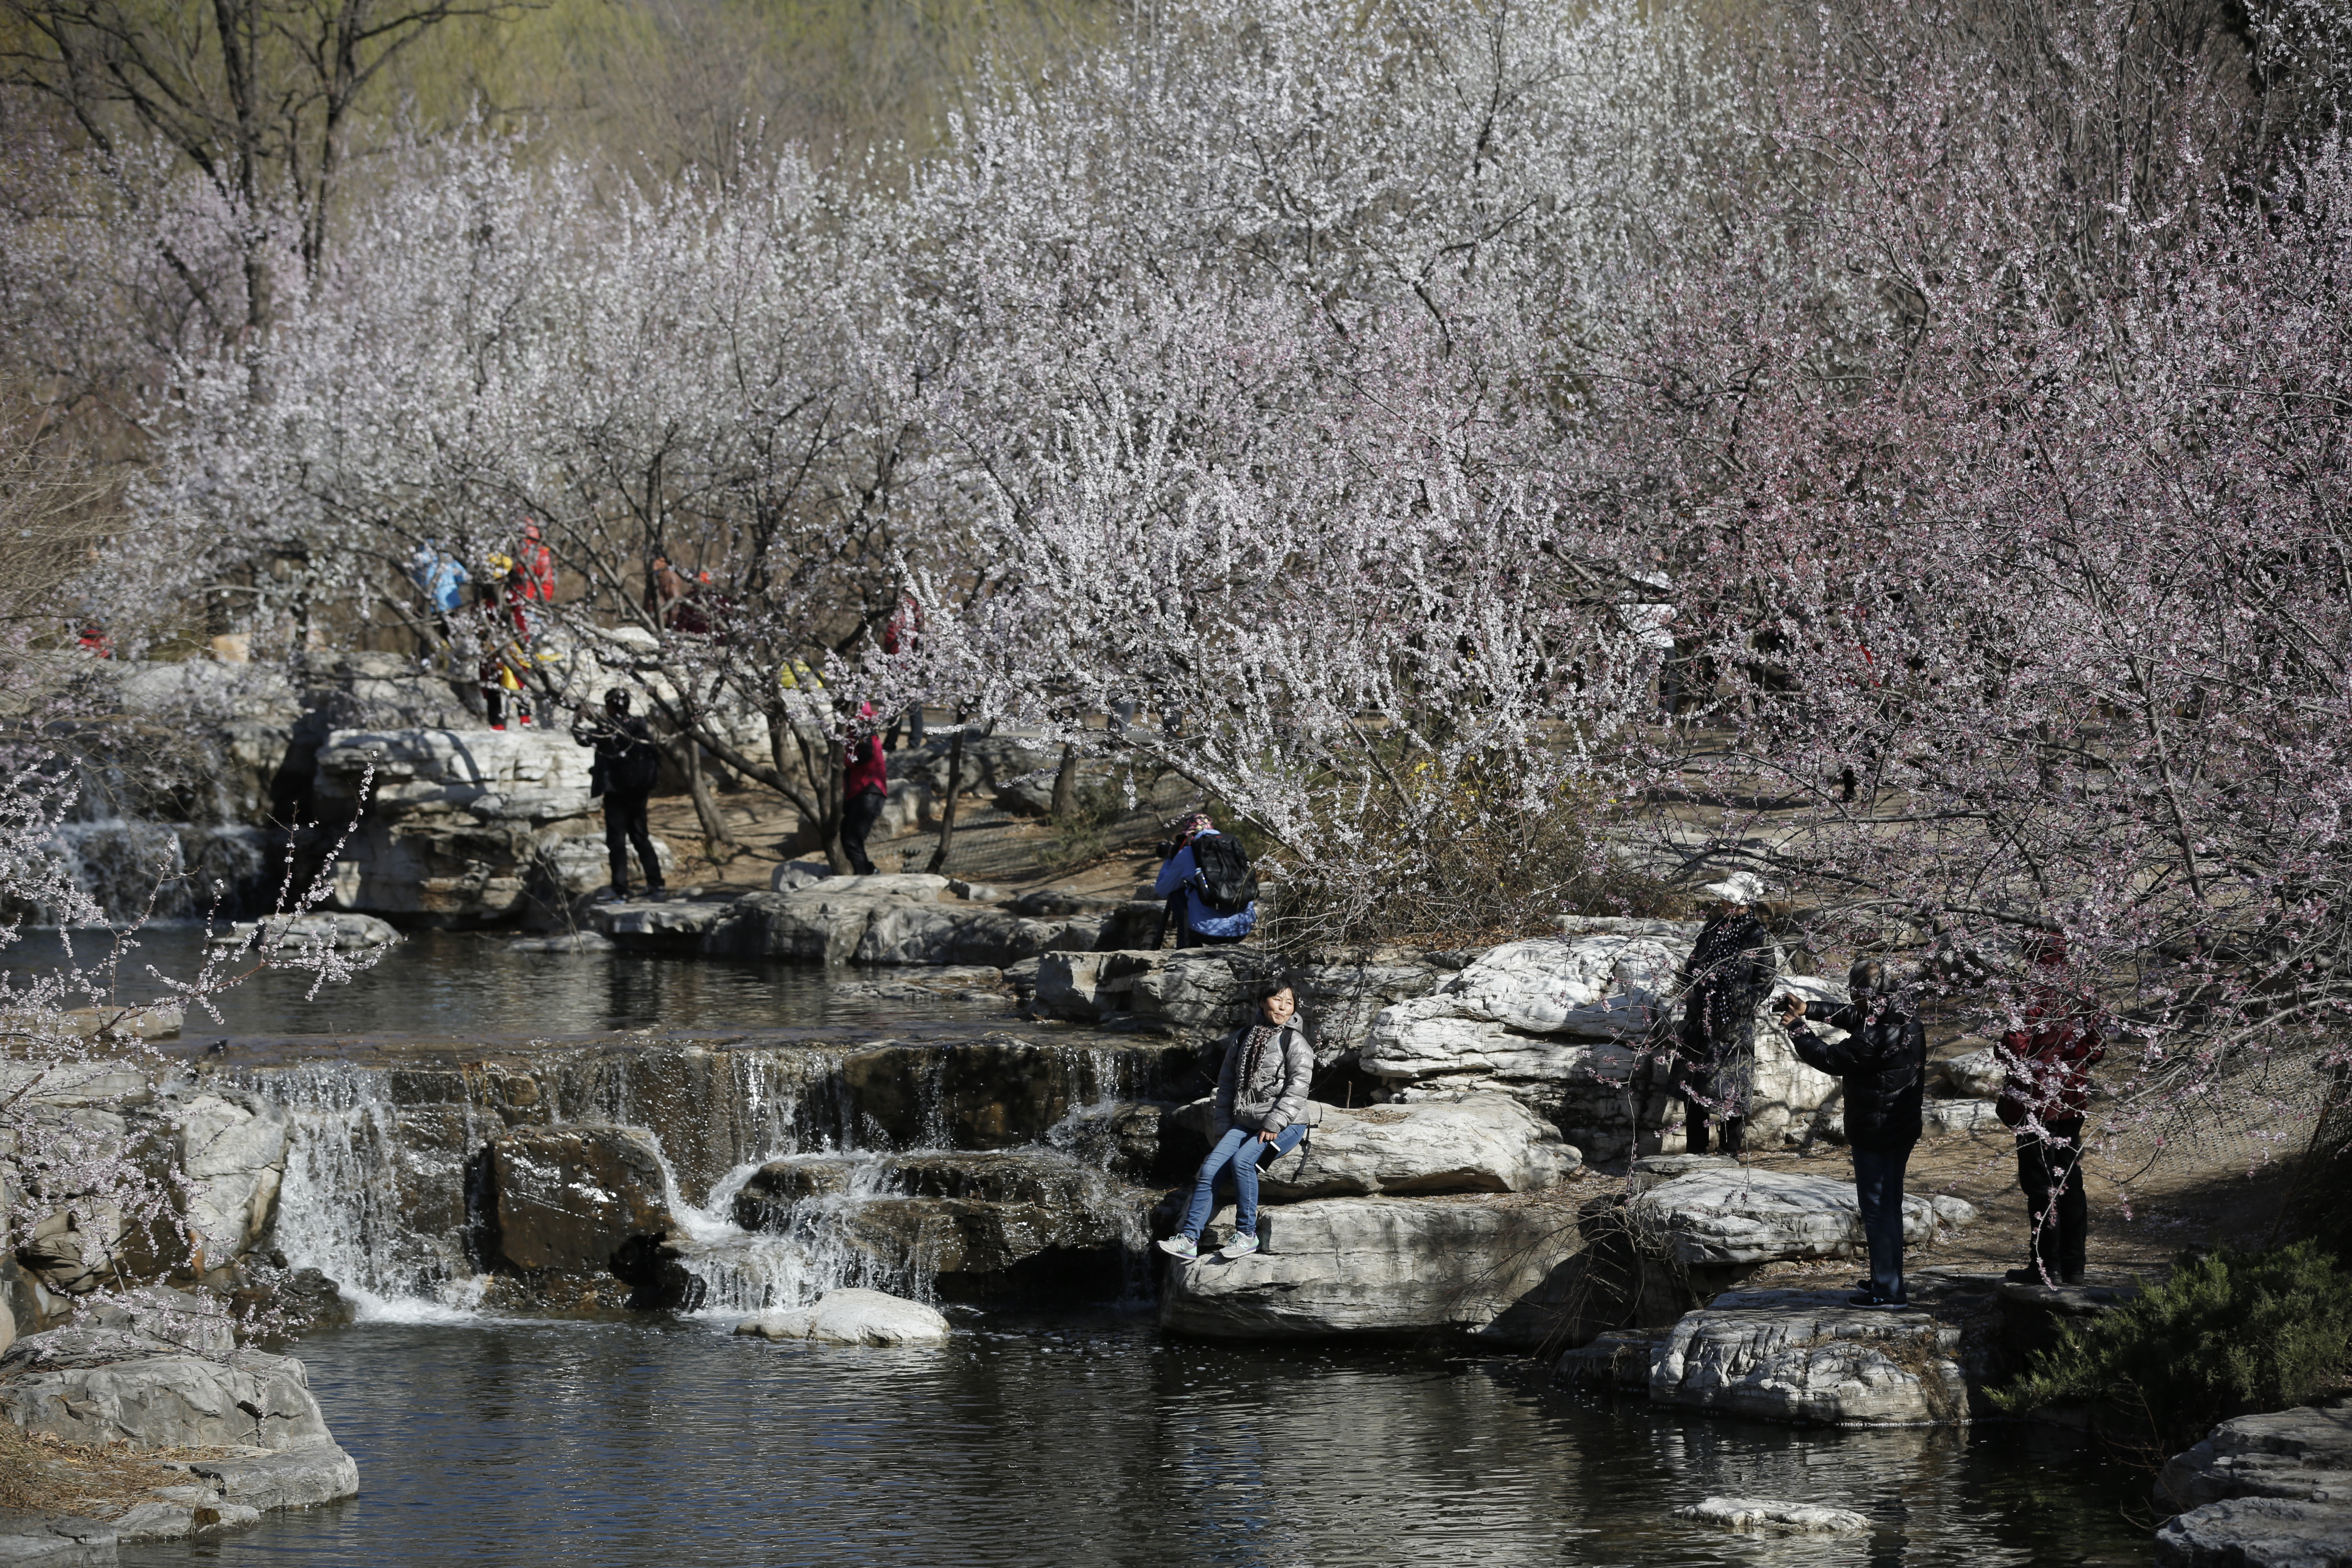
[1217, 1232, 1261, 1260]
[1156, 1234, 1198, 1258]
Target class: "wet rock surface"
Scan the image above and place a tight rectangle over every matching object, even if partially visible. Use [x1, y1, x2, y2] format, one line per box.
[2159, 1399, 2352, 1511]
[2155, 1496, 2352, 1568]
[2154, 1400, 2352, 1567]
[486, 1124, 676, 1273]
[734, 1288, 951, 1345]
[1157, 1194, 1583, 1339]
[1647, 1288, 1970, 1426]
[0, 1509, 116, 1566]
[1673, 1495, 1872, 1533]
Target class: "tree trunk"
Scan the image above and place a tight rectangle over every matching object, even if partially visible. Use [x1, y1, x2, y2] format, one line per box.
[684, 736, 736, 859]
[927, 714, 968, 874]
[1050, 742, 1078, 817]
[821, 742, 849, 874]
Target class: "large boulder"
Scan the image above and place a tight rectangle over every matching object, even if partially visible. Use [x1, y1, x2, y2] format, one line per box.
[310, 727, 604, 922]
[2159, 1399, 2352, 1512]
[0, 1326, 335, 1450]
[174, 1091, 290, 1260]
[729, 1150, 1143, 1296]
[2155, 1498, 2352, 1568]
[1164, 1095, 1580, 1198]
[700, 878, 1091, 967]
[1359, 929, 1842, 1156]
[1648, 1289, 1970, 1426]
[1031, 949, 1439, 1059]
[733, 1288, 950, 1345]
[1157, 1194, 1582, 1338]
[1629, 1167, 1975, 1268]
[486, 1124, 675, 1273]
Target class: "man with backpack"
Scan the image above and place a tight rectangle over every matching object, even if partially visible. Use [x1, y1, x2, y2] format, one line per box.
[573, 688, 666, 899]
[1153, 813, 1258, 947]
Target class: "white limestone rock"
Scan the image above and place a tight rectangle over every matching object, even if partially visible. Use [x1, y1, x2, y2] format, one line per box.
[1630, 1167, 1970, 1267]
[313, 728, 598, 823]
[1156, 1194, 1581, 1338]
[1649, 1289, 1969, 1426]
[734, 1289, 950, 1346]
[1166, 1095, 1579, 1198]
[0, 1327, 336, 1450]
[1673, 1496, 1872, 1534]
[1937, 1047, 2007, 1099]
[1923, 1099, 2005, 1137]
[174, 1091, 290, 1259]
[208, 913, 397, 952]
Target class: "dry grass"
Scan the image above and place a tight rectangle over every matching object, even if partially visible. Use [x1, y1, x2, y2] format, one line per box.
[0, 1425, 234, 1518]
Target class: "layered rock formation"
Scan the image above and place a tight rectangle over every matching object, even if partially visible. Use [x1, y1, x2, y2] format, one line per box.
[2156, 1399, 2352, 1568]
[1647, 1289, 1969, 1425]
[1358, 931, 1840, 1157]
[0, 1320, 360, 1549]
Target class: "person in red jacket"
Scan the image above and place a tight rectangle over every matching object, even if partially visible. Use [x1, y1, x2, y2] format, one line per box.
[1996, 933, 2106, 1285]
[841, 708, 889, 875]
[512, 520, 556, 606]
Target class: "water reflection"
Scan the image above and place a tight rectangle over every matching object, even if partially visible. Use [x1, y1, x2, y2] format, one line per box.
[10, 927, 1004, 1037]
[120, 1315, 2147, 1568]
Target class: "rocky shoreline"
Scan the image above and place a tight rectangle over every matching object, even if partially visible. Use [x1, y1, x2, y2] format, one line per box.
[6, 862, 2345, 1562]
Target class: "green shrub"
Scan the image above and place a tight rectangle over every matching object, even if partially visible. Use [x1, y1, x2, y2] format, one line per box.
[1992, 1241, 2352, 1460]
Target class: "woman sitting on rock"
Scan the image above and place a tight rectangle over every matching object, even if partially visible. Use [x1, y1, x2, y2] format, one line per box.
[1158, 981, 1315, 1262]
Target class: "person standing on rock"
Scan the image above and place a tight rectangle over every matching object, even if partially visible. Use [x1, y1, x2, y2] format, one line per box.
[1153, 813, 1258, 948]
[573, 688, 665, 899]
[1995, 934, 2105, 1286]
[1158, 982, 1314, 1261]
[842, 710, 889, 876]
[1674, 872, 1775, 1155]
[1778, 959, 1927, 1309]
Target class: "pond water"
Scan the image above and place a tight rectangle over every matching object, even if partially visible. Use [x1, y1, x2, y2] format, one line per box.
[9, 925, 1002, 1038]
[23, 929, 2155, 1566]
[117, 1313, 2148, 1568]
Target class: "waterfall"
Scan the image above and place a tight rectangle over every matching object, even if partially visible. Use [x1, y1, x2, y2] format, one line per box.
[232, 1036, 1178, 1323]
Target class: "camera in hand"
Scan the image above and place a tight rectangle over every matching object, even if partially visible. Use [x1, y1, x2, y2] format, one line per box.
[1152, 839, 1181, 861]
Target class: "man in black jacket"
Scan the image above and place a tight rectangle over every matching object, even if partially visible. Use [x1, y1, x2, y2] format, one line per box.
[1779, 958, 1926, 1309]
[572, 688, 665, 898]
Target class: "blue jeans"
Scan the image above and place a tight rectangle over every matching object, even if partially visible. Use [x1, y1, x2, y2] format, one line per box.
[1180, 1123, 1308, 1242]
[1852, 1142, 1915, 1301]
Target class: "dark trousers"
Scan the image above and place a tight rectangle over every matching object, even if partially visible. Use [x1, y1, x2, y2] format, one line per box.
[842, 786, 886, 875]
[1678, 1073, 1744, 1155]
[1853, 1142, 1915, 1301]
[603, 790, 661, 893]
[484, 685, 530, 728]
[2017, 1118, 2089, 1283]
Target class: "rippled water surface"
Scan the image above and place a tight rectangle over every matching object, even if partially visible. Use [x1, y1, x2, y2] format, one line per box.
[120, 1314, 2147, 1568]
[13, 926, 995, 1037]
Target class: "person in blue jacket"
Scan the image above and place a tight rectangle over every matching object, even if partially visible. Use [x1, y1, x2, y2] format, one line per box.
[1154, 813, 1257, 947]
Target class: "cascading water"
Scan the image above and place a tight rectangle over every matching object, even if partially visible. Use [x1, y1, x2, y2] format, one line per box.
[236, 1034, 1184, 1323]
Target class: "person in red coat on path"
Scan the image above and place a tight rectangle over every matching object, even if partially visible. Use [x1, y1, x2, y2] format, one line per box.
[841, 708, 889, 875]
[1996, 933, 2107, 1285]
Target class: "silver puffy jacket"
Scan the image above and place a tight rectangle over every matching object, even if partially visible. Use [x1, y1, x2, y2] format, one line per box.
[1215, 1021, 1315, 1135]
